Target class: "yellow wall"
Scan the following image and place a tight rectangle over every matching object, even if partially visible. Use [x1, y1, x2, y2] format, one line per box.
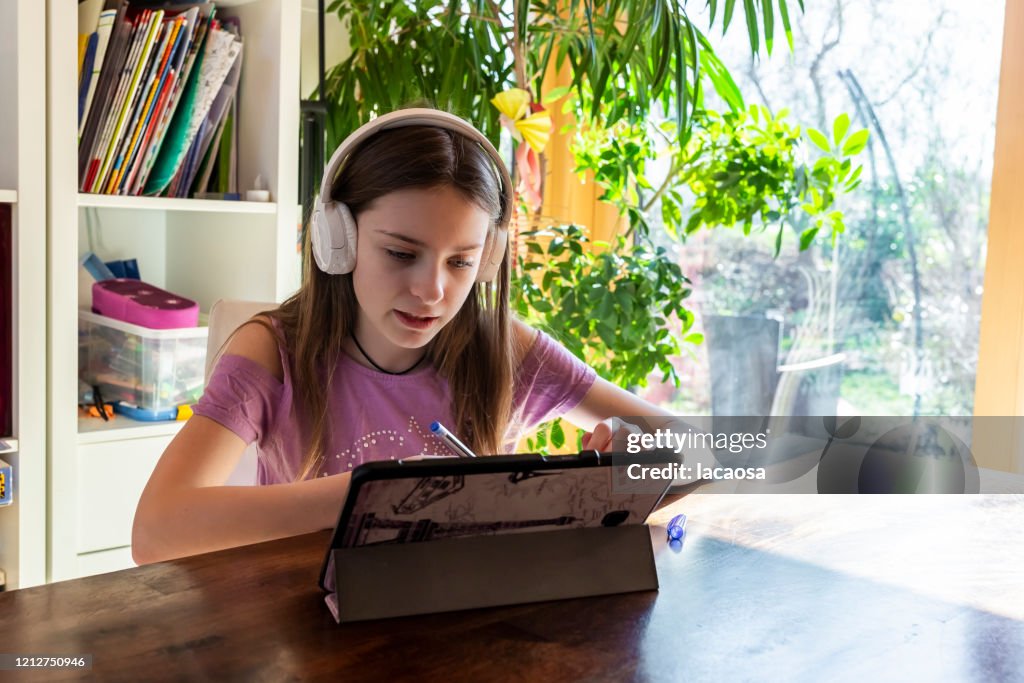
[539, 63, 625, 242]
[974, 0, 1024, 471]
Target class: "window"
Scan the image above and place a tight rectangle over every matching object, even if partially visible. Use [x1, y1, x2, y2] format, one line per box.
[640, 1, 1005, 417]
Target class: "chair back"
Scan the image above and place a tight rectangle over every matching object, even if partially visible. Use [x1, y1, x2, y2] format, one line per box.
[205, 299, 277, 381]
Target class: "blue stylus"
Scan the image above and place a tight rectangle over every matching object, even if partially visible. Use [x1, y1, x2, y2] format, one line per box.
[667, 513, 687, 541]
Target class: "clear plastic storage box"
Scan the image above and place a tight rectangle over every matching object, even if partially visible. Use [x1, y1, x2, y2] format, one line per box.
[79, 310, 208, 413]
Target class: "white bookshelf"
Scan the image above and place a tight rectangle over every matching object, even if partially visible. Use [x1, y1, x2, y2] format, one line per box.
[47, 0, 301, 582]
[0, 0, 47, 590]
[78, 193, 278, 215]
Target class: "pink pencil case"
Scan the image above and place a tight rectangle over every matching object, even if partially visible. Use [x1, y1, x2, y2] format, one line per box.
[92, 279, 199, 329]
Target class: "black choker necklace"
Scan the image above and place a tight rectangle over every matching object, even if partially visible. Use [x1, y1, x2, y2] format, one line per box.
[351, 334, 426, 375]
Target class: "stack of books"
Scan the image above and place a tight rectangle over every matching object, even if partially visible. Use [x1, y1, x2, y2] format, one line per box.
[77, 0, 243, 198]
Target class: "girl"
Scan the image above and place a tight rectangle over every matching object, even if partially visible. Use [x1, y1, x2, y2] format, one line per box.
[132, 109, 670, 565]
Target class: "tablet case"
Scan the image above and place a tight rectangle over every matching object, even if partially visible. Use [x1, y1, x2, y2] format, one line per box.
[321, 452, 669, 623]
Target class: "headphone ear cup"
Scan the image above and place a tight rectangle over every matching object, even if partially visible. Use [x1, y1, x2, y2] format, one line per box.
[476, 225, 508, 283]
[310, 201, 331, 273]
[332, 202, 358, 274]
[312, 200, 358, 275]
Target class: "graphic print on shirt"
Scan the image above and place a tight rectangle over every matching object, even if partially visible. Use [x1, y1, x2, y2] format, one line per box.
[330, 416, 453, 471]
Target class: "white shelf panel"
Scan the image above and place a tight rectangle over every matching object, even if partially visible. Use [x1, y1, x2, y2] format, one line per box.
[77, 416, 186, 444]
[0, 438, 18, 455]
[78, 193, 277, 215]
[0, 189, 17, 203]
[217, 0, 266, 7]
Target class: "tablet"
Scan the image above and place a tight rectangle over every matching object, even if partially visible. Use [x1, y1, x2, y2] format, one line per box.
[318, 451, 672, 591]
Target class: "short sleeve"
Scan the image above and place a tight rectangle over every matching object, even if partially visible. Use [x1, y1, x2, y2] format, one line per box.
[192, 354, 285, 445]
[512, 329, 597, 430]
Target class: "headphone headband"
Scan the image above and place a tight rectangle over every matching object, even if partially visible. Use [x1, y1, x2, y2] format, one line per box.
[312, 109, 513, 281]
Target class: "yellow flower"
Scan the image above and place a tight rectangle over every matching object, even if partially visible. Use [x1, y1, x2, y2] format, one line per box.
[490, 88, 552, 154]
[490, 88, 531, 121]
[515, 110, 551, 154]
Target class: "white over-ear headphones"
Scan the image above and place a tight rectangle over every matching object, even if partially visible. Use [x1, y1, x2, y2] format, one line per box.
[310, 109, 513, 282]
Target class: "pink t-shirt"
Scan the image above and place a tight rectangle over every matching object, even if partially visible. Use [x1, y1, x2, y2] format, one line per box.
[193, 329, 597, 483]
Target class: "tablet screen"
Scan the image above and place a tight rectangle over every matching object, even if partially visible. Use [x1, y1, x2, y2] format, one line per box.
[319, 452, 671, 590]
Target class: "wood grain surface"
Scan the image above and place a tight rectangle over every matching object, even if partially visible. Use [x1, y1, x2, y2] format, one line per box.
[2, 493, 1023, 682]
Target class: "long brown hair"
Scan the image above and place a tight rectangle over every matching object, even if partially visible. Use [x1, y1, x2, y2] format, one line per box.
[266, 124, 517, 480]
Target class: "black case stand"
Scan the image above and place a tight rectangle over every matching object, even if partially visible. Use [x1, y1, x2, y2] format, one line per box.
[329, 524, 659, 623]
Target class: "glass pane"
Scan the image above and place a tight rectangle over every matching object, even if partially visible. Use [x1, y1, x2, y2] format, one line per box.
[641, 0, 1005, 417]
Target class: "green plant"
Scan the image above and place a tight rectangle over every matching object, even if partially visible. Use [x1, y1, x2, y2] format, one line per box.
[571, 103, 868, 254]
[512, 224, 698, 449]
[516, 225, 698, 384]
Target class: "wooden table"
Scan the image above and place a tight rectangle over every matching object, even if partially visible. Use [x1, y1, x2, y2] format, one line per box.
[3, 494, 1024, 682]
